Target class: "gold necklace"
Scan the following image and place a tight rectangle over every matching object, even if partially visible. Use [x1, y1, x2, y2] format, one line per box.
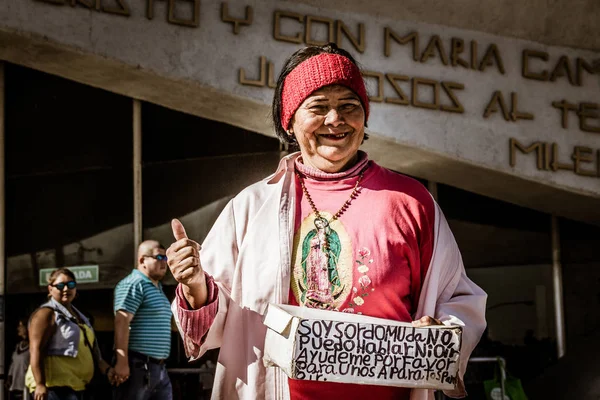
[295, 168, 366, 248]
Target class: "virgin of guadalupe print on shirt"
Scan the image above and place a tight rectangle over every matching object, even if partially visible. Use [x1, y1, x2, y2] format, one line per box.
[291, 212, 353, 310]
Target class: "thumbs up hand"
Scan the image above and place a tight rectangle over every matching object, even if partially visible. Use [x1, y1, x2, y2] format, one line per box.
[167, 219, 208, 308]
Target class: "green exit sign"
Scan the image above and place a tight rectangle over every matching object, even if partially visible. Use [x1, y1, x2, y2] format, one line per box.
[39, 265, 99, 286]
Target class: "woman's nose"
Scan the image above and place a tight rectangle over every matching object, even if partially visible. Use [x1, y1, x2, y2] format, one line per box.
[324, 108, 343, 126]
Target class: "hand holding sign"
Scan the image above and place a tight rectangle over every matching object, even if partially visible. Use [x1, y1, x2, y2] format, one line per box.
[411, 316, 443, 327]
[167, 219, 208, 308]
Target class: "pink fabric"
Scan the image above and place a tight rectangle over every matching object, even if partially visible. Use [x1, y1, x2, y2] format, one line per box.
[174, 272, 219, 356]
[291, 156, 435, 317]
[288, 155, 434, 400]
[281, 53, 369, 130]
[294, 150, 369, 180]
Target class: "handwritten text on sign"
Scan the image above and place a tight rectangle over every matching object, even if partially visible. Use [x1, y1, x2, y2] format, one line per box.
[293, 319, 461, 388]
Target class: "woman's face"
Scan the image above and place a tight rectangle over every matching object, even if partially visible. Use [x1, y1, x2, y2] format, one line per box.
[48, 273, 77, 305]
[17, 321, 27, 339]
[290, 85, 365, 173]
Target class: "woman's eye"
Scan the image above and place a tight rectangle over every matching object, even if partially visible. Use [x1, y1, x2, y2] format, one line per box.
[310, 105, 328, 112]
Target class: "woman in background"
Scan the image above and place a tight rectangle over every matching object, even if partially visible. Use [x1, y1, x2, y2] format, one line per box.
[7, 318, 30, 400]
[25, 268, 113, 400]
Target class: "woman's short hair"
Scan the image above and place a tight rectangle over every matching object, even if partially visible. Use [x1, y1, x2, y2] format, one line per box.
[47, 267, 76, 285]
[272, 43, 369, 145]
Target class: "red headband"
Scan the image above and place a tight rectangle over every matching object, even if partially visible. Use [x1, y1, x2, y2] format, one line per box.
[280, 53, 369, 131]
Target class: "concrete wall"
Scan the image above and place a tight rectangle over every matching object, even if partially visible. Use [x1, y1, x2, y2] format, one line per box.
[467, 264, 554, 345]
[467, 261, 600, 350]
[6, 152, 283, 293]
[562, 262, 600, 347]
[297, 0, 600, 52]
[1, 0, 599, 224]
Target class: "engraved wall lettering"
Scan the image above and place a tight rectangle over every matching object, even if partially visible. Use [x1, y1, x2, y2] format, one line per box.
[450, 38, 469, 69]
[411, 77, 439, 110]
[221, 3, 253, 34]
[103, 0, 129, 16]
[478, 44, 505, 74]
[168, 0, 200, 27]
[305, 15, 335, 46]
[336, 20, 365, 54]
[420, 35, 449, 65]
[384, 28, 419, 61]
[239, 56, 269, 87]
[384, 74, 410, 105]
[549, 56, 575, 85]
[522, 49, 549, 81]
[273, 10, 304, 43]
[440, 82, 465, 113]
[362, 71, 384, 102]
[509, 138, 544, 170]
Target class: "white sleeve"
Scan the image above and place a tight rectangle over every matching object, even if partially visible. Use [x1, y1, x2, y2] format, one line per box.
[412, 203, 487, 399]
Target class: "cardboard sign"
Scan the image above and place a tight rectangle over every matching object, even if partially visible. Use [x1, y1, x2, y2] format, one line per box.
[263, 304, 462, 390]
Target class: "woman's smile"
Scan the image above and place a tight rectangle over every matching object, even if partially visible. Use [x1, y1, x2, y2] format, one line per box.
[318, 131, 351, 140]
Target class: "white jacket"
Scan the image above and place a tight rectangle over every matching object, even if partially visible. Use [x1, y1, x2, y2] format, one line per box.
[172, 153, 487, 400]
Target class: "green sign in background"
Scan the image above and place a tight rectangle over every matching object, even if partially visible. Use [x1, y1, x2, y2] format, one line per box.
[39, 265, 99, 286]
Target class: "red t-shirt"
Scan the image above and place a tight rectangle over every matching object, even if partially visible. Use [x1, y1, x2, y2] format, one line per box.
[288, 154, 435, 399]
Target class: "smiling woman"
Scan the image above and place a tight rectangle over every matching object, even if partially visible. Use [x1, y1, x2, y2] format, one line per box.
[166, 43, 487, 400]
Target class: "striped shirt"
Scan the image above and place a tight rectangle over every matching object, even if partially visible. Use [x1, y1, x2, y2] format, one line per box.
[114, 269, 171, 360]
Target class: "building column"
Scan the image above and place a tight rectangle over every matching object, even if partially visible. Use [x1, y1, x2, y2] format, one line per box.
[133, 99, 142, 263]
[551, 215, 566, 358]
[0, 61, 6, 400]
[428, 181, 439, 202]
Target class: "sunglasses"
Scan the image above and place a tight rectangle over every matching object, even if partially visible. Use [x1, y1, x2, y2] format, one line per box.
[51, 281, 77, 290]
[145, 254, 168, 261]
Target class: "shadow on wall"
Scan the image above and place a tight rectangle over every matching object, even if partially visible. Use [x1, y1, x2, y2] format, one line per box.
[524, 330, 600, 399]
[6, 196, 233, 293]
[145, 195, 234, 286]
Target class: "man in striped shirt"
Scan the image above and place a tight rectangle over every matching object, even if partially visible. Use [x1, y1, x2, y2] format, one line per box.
[112, 240, 173, 400]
